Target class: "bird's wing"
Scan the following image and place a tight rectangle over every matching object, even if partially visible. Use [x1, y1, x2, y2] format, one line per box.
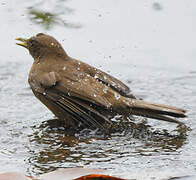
[54, 69, 117, 109]
[71, 59, 136, 98]
[42, 88, 113, 131]
[31, 70, 116, 130]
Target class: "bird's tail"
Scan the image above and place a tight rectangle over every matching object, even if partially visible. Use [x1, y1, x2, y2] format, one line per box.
[124, 98, 186, 124]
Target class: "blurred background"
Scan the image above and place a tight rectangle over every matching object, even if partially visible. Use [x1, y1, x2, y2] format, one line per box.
[0, 0, 196, 179]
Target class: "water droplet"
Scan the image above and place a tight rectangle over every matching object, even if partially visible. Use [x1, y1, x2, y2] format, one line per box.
[111, 82, 116, 87]
[94, 74, 99, 79]
[78, 73, 83, 77]
[103, 86, 108, 93]
[114, 92, 120, 100]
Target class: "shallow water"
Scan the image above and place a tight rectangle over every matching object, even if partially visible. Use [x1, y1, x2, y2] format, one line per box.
[0, 0, 196, 179]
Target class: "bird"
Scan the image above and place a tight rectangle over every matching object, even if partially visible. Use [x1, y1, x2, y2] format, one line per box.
[16, 33, 186, 131]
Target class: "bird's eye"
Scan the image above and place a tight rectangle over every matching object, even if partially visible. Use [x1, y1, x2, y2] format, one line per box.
[29, 39, 38, 47]
[28, 39, 41, 58]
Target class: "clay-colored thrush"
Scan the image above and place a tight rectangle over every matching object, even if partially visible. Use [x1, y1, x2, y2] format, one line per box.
[16, 33, 186, 130]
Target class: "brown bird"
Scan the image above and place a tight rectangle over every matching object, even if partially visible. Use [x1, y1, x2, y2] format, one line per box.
[16, 33, 186, 130]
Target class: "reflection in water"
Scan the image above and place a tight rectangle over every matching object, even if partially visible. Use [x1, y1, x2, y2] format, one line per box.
[27, 0, 81, 30]
[29, 10, 58, 30]
[27, 117, 188, 174]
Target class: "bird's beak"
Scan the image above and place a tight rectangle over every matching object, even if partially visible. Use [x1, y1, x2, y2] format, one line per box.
[15, 38, 28, 48]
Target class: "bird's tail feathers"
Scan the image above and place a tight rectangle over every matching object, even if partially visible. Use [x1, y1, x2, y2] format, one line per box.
[124, 99, 186, 124]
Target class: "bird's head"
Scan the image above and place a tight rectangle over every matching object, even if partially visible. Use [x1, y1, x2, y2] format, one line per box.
[16, 33, 67, 59]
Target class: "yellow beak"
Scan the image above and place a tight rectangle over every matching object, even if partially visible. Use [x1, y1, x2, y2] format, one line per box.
[15, 38, 28, 48]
